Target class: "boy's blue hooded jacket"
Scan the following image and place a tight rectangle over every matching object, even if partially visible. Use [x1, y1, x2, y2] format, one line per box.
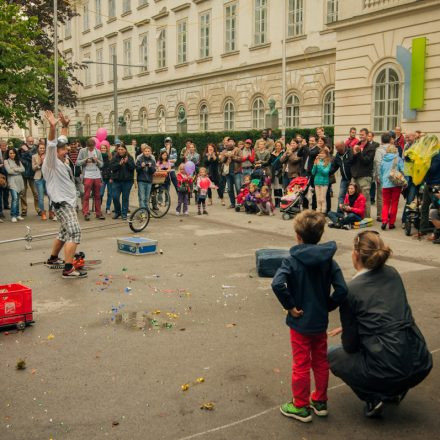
[271, 241, 347, 334]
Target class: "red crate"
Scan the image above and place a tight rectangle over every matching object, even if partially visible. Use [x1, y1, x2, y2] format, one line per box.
[0, 284, 34, 330]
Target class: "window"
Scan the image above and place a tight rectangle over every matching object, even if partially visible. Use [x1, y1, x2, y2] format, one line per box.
[252, 98, 265, 129]
[85, 115, 91, 136]
[224, 100, 235, 130]
[157, 28, 166, 68]
[96, 48, 103, 83]
[326, 0, 338, 23]
[95, 0, 102, 26]
[200, 11, 211, 58]
[225, 2, 237, 53]
[124, 110, 132, 134]
[65, 19, 72, 38]
[139, 34, 148, 71]
[96, 113, 104, 128]
[108, 0, 116, 18]
[288, 0, 303, 37]
[157, 107, 166, 133]
[109, 111, 115, 134]
[323, 88, 335, 126]
[83, 3, 89, 31]
[254, 0, 267, 45]
[123, 0, 131, 14]
[373, 67, 400, 132]
[123, 39, 132, 77]
[84, 53, 91, 86]
[199, 104, 208, 131]
[177, 19, 187, 64]
[139, 108, 148, 133]
[109, 44, 116, 80]
[286, 94, 300, 128]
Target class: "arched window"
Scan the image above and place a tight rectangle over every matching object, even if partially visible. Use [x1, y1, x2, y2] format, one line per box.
[139, 107, 148, 133]
[157, 107, 166, 133]
[199, 104, 208, 131]
[96, 113, 104, 129]
[109, 111, 115, 135]
[286, 94, 300, 128]
[252, 98, 265, 129]
[224, 100, 235, 130]
[323, 88, 335, 126]
[124, 110, 132, 134]
[84, 114, 91, 136]
[373, 67, 400, 132]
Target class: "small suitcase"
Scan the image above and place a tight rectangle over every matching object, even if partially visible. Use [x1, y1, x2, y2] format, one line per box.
[0, 283, 34, 330]
[256, 249, 290, 278]
[117, 237, 158, 256]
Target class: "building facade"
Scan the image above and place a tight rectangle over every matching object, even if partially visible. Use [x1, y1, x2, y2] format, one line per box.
[2, 0, 439, 140]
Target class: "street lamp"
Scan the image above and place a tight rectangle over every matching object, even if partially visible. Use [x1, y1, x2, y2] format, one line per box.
[82, 57, 146, 140]
[281, 0, 287, 140]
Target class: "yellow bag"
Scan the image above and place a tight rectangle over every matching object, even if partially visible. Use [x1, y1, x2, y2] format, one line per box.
[407, 135, 440, 185]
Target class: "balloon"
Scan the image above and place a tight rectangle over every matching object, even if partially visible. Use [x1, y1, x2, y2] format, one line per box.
[96, 127, 108, 142]
[184, 161, 196, 176]
[100, 140, 110, 150]
[92, 137, 101, 149]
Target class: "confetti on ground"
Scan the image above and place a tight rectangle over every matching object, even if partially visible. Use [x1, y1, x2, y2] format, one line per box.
[195, 377, 205, 383]
[200, 402, 215, 411]
[152, 310, 161, 315]
[125, 287, 132, 293]
[181, 383, 190, 391]
[122, 267, 128, 272]
[166, 313, 179, 320]
[226, 323, 237, 328]
[16, 359, 26, 370]
[222, 285, 236, 289]
[47, 334, 55, 340]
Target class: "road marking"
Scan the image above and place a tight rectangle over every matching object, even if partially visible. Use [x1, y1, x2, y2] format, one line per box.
[177, 348, 439, 440]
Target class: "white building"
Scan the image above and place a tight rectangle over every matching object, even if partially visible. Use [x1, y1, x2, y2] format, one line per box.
[3, 0, 440, 140]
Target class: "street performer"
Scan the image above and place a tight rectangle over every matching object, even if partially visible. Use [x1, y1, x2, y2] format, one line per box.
[42, 110, 87, 279]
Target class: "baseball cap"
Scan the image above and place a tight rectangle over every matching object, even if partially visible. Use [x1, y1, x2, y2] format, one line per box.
[57, 135, 68, 147]
[245, 139, 252, 144]
[164, 136, 172, 143]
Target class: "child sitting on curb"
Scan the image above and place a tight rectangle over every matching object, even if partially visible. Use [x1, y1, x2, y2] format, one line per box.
[271, 210, 348, 423]
[244, 183, 260, 214]
[257, 185, 274, 216]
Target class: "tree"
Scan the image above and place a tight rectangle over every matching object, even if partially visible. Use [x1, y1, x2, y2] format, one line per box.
[0, 1, 51, 129]
[10, 0, 82, 110]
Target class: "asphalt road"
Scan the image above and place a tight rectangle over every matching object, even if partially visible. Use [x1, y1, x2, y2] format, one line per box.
[0, 201, 439, 440]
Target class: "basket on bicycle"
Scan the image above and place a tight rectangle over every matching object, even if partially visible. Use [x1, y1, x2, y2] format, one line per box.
[152, 171, 168, 184]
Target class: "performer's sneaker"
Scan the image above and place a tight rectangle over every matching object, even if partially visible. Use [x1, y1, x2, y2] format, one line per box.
[45, 257, 65, 269]
[310, 400, 328, 417]
[364, 400, 383, 418]
[280, 402, 312, 423]
[62, 267, 88, 279]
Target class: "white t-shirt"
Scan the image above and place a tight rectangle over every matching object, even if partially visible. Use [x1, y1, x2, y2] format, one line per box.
[83, 149, 101, 179]
[42, 140, 77, 207]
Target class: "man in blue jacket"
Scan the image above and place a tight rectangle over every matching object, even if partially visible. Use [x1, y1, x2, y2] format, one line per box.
[272, 210, 347, 423]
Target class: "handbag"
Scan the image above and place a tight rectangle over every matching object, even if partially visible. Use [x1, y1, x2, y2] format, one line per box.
[389, 157, 407, 187]
[0, 173, 6, 188]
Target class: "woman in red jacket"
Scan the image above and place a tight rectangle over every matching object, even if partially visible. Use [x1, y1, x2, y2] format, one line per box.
[327, 183, 366, 229]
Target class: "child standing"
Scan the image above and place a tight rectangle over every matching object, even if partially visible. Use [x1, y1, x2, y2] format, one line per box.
[257, 185, 274, 216]
[311, 149, 331, 213]
[272, 210, 347, 423]
[176, 163, 191, 216]
[196, 167, 214, 215]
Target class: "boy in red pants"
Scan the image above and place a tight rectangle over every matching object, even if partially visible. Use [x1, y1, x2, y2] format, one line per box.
[272, 210, 347, 422]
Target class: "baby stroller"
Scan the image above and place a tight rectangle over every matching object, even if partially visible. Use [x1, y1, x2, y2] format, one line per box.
[280, 176, 309, 220]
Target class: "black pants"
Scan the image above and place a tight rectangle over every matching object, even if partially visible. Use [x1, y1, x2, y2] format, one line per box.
[1, 186, 9, 209]
[244, 201, 259, 214]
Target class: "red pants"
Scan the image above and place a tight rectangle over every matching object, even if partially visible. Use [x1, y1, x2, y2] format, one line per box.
[290, 329, 329, 408]
[381, 186, 401, 226]
[83, 178, 102, 217]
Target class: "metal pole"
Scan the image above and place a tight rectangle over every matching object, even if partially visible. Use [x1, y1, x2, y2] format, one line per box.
[54, 0, 59, 116]
[113, 54, 118, 140]
[281, 0, 287, 140]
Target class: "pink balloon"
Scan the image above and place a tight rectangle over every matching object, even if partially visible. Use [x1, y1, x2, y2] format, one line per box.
[92, 137, 101, 149]
[96, 127, 108, 142]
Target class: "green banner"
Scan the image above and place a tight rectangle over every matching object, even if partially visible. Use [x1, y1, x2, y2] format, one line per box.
[410, 37, 426, 110]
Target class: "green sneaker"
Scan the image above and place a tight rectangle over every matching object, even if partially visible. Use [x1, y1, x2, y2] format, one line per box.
[310, 400, 328, 417]
[280, 402, 312, 423]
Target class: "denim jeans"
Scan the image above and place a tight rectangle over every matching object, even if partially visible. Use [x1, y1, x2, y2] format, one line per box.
[35, 179, 48, 212]
[226, 174, 237, 206]
[100, 179, 113, 211]
[234, 173, 243, 193]
[112, 180, 133, 218]
[169, 170, 178, 192]
[242, 168, 253, 178]
[137, 181, 152, 210]
[337, 178, 350, 212]
[328, 211, 361, 226]
[10, 189, 19, 218]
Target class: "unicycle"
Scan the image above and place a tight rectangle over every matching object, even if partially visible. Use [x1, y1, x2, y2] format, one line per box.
[128, 207, 150, 233]
[149, 184, 171, 218]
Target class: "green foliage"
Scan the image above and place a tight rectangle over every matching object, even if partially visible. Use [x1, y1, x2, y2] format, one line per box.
[0, 1, 50, 129]
[70, 127, 334, 157]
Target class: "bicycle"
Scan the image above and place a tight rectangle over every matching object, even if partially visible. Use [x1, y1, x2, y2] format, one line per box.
[149, 171, 171, 219]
